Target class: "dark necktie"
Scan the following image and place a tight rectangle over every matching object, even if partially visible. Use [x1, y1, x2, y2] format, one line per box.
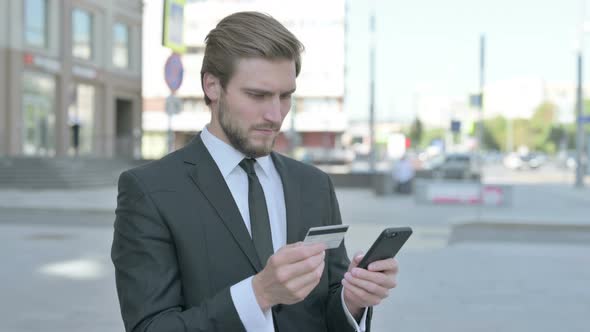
[239, 158, 274, 266]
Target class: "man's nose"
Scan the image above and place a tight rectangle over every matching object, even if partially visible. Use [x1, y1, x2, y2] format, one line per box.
[263, 96, 282, 123]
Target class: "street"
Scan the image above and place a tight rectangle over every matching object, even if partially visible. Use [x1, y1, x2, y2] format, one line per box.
[0, 164, 589, 331]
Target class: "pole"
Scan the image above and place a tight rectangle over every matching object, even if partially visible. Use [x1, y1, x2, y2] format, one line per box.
[575, 50, 585, 187]
[476, 34, 486, 220]
[575, 0, 585, 188]
[478, 35, 485, 153]
[289, 98, 298, 156]
[168, 109, 174, 153]
[368, 4, 376, 173]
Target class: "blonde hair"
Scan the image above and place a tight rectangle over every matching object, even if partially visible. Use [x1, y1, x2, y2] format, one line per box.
[200, 11, 304, 105]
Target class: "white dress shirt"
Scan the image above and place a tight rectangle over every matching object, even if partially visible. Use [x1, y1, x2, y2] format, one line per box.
[200, 126, 367, 332]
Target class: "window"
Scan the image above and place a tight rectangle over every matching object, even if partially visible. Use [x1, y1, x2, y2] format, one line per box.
[24, 0, 48, 48]
[72, 8, 93, 60]
[113, 22, 130, 68]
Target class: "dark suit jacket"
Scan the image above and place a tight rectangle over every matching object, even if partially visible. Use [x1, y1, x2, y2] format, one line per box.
[111, 134, 372, 332]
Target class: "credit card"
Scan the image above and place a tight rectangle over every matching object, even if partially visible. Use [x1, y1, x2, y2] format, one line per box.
[303, 225, 349, 249]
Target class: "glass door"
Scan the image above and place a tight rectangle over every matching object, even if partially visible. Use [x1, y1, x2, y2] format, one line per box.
[22, 71, 56, 156]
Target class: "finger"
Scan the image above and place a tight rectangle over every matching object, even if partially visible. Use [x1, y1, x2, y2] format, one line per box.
[367, 258, 398, 274]
[287, 260, 325, 291]
[351, 267, 396, 289]
[342, 285, 366, 311]
[284, 241, 304, 248]
[353, 251, 364, 263]
[273, 243, 326, 265]
[342, 278, 382, 306]
[279, 251, 325, 280]
[348, 251, 364, 271]
[342, 285, 364, 308]
[344, 272, 389, 298]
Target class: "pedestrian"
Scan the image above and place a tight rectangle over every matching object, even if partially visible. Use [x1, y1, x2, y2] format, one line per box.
[111, 11, 399, 332]
[393, 154, 415, 194]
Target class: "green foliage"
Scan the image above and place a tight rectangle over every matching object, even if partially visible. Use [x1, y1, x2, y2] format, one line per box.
[482, 116, 506, 150]
[479, 101, 572, 153]
[408, 118, 423, 148]
[419, 128, 446, 149]
[529, 102, 557, 152]
[417, 100, 581, 154]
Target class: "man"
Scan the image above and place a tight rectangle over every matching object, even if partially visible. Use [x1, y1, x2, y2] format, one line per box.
[111, 11, 398, 332]
[393, 155, 415, 194]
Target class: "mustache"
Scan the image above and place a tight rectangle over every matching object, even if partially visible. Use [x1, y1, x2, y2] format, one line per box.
[251, 123, 281, 131]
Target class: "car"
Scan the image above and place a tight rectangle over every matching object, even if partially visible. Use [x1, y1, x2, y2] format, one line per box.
[297, 147, 356, 165]
[504, 152, 546, 170]
[431, 153, 480, 180]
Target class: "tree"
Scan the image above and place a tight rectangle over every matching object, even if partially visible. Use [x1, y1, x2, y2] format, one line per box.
[408, 118, 423, 148]
[529, 102, 557, 152]
[483, 116, 506, 151]
[420, 128, 446, 149]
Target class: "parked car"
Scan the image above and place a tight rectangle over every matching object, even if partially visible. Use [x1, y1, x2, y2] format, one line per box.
[504, 152, 546, 170]
[297, 147, 355, 165]
[431, 153, 480, 180]
[557, 150, 577, 170]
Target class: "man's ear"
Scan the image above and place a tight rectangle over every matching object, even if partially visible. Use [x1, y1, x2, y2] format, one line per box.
[203, 72, 221, 103]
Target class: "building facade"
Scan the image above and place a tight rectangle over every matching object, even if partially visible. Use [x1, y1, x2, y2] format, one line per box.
[0, 0, 143, 158]
[141, 0, 347, 159]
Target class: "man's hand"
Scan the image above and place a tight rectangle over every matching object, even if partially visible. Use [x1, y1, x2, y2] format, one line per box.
[252, 242, 326, 311]
[342, 252, 399, 319]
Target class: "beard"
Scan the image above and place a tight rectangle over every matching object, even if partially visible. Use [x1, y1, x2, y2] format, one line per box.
[217, 93, 280, 158]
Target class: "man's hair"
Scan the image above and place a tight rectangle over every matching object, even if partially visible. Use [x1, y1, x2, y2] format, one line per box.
[200, 11, 304, 105]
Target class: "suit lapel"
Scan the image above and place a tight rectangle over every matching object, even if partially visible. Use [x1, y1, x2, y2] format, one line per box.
[183, 135, 263, 272]
[271, 153, 302, 245]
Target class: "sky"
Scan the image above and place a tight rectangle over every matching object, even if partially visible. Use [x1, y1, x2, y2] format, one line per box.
[346, 0, 586, 123]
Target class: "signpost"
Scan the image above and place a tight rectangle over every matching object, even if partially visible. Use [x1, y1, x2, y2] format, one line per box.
[161, 0, 186, 153]
[164, 53, 184, 152]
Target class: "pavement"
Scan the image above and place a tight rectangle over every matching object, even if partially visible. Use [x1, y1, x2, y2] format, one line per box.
[1, 165, 590, 331]
[1, 175, 589, 270]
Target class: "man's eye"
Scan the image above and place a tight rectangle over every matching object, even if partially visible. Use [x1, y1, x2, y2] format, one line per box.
[280, 94, 292, 100]
[248, 92, 265, 99]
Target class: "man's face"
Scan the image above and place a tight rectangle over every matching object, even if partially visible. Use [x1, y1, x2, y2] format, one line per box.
[208, 58, 296, 158]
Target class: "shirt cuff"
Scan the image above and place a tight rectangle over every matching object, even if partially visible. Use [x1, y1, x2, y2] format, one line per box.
[230, 276, 274, 332]
[341, 288, 368, 332]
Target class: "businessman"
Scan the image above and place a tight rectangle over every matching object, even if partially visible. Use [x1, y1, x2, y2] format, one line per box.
[111, 11, 399, 332]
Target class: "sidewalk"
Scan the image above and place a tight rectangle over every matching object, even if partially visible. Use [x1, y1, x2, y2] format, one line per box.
[1, 182, 589, 216]
[0, 187, 117, 212]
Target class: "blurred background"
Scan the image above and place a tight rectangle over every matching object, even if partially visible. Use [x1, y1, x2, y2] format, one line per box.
[0, 0, 589, 331]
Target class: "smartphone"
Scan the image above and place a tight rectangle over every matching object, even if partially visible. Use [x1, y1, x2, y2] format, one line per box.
[356, 227, 413, 270]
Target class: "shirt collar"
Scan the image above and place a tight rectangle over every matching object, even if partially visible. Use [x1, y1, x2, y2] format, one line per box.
[200, 125, 273, 178]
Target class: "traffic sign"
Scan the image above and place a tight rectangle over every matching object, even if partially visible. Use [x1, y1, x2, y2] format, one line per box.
[164, 53, 184, 92]
[469, 93, 482, 108]
[450, 120, 461, 133]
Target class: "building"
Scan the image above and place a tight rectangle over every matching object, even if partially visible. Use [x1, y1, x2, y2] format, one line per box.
[141, 0, 347, 159]
[0, 0, 143, 158]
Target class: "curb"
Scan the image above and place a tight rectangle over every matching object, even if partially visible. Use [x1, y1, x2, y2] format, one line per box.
[449, 219, 590, 245]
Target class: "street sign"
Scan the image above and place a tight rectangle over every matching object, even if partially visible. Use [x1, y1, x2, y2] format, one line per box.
[469, 93, 482, 108]
[162, 0, 186, 54]
[450, 120, 461, 133]
[166, 95, 182, 115]
[579, 115, 590, 123]
[164, 53, 184, 92]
